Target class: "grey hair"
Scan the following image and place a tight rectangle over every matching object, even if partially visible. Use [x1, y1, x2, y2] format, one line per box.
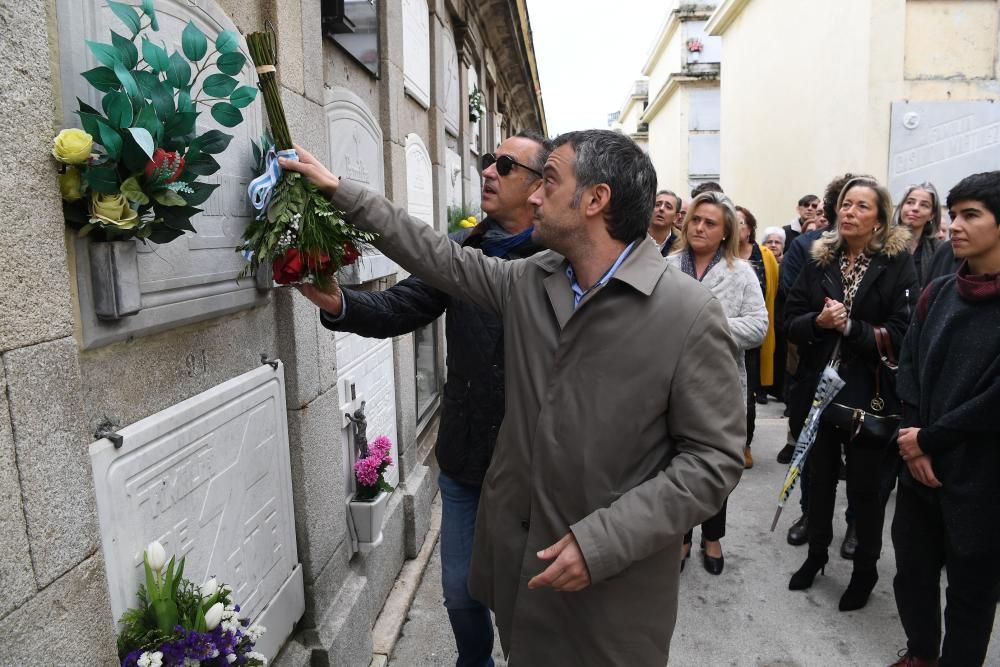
[892, 182, 942, 238]
[513, 129, 554, 176]
[762, 226, 786, 245]
[657, 189, 683, 211]
[552, 130, 657, 243]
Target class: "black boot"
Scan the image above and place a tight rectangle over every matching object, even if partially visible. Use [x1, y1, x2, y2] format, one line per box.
[840, 521, 858, 560]
[839, 568, 878, 611]
[776, 444, 795, 464]
[789, 552, 828, 590]
[787, 513, 809, 546]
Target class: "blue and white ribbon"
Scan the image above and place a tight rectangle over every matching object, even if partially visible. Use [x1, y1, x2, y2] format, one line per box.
[248, 147, 299, 212]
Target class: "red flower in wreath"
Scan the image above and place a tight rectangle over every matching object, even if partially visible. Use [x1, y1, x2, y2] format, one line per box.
[342, 242, 361, 267]
[144, 148, 185, 185]
[272, 247, 304, 284]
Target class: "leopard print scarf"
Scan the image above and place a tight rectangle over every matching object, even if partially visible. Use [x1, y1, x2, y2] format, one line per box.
[839, 251, 871, 313]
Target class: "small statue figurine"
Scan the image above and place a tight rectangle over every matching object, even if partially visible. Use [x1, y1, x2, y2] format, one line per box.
[345, 400, 368, 458]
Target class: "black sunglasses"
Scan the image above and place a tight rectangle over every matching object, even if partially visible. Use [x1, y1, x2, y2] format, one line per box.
[481, 153, 542, 178]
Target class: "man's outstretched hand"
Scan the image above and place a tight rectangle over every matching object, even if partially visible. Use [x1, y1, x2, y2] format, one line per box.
[527, 533, 592, 592]
[296, 280, 344, 316]
[279, 143, 340, 198]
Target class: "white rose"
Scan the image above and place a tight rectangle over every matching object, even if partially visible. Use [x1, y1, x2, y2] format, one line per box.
[204, 601, 224, 630]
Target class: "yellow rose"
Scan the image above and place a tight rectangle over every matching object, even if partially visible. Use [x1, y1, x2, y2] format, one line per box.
[459, 216, 477, 228]
[52, 128, 93, 165]
[59, 167, 83, 202]
[90, 191, 139, 230]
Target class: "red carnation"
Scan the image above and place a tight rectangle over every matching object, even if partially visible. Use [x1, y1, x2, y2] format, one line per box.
[342, 242, 361, 266]
[144, 148, 185, 185]
[272, 247, 304, 284]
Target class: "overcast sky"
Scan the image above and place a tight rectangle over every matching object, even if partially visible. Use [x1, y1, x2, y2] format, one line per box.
[525, 0, 670, 136]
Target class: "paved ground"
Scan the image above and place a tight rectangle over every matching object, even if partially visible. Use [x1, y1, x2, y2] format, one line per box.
[388, 402, 999, 666]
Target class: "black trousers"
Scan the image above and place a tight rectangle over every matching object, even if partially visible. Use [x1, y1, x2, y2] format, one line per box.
[745, 349, 759, 447]
[684, 498, 728, 544]
[806, 425, 893, 570]
[892, 482, 1000, 666]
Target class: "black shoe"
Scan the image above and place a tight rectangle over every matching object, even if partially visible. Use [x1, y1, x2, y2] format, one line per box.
[839, 569, 878, 611]
[789, 552, 828, 590]
[840, 522, 858, 560]
[776, 444, 795, 465]
[702, 551, 724, 575]
[680, 544, 691, 573]
[787, 514, 809, 546]
[756, 393, 768, 405]
[783, 406, 791, 417]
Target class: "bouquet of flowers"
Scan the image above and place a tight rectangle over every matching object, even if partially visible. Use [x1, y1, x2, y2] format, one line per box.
[686, 37, 704, 53]
[239, 30, 374, 290]
[117, 541, 267, 667]
[447, 205, 480, 233]
[353, 435, 395, 501]
[53, 0, 255, 244]
[468, 84, 485, 123]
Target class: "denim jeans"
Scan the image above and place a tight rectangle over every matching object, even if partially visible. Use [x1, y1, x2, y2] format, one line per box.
[438, 472, 495, 667]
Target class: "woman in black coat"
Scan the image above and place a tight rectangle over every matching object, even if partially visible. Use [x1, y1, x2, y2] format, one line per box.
[784, 176, 918, 611]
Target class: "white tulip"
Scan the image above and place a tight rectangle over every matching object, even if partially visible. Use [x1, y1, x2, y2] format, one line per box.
[200, 577, 219, 599]
[145, 541, 167, 572]
[204, 601, 225, 630]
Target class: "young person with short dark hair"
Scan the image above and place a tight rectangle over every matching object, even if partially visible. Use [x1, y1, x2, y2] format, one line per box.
[889, 170, 1000, 667]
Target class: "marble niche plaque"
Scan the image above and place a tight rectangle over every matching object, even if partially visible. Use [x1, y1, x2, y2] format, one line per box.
[89, 363, 304, 662]
[406, 134, 435, 226]
[324, 87, 397, 285]
[402, 0, 431, 108]
[442, 28, 461, 136]
[446, 149, 463, 210]
[56, 0, 267, 349]
[468, 164, 483, 213]
[888, 101, 1000, 202]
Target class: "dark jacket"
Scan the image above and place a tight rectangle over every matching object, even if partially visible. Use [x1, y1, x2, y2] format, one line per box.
[321, 221, 542, 486]
[911, 234, 941, 287]
[784, 227, 918, 429]
[926, 239, 962, 283]
[779, 228, 824, 293]
[897, 268, 1000, 555]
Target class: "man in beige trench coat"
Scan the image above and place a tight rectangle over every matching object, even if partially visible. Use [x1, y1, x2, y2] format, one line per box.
[289, 130, 746, 665]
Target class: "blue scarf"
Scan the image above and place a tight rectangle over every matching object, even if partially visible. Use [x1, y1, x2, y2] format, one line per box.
[478, 222, 535, 258]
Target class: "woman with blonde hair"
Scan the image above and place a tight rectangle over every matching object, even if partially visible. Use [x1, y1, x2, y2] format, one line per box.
[893, 182, 942, 286]
[784, 176, 918, 610]
[670, 191, 768, 574]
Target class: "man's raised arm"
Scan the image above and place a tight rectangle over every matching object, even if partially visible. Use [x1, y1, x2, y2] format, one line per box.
[281, 145, 524, 316]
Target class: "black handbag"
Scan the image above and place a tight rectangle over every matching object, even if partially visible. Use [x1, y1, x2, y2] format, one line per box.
[821, 326, 901, 444]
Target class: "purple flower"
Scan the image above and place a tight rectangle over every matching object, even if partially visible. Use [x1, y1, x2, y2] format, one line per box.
[354, 454, 380, 486]
[368, 435, 392, 459]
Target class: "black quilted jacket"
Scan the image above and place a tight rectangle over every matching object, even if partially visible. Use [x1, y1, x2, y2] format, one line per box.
[320, 222, 542, 486]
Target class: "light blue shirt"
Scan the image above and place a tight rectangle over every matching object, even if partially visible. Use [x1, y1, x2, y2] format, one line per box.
[565, 241, 637, 309]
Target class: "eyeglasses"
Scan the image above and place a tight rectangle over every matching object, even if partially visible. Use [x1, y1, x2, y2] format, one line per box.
[481, 153, 542, 178]
[806, 202, 821, 209]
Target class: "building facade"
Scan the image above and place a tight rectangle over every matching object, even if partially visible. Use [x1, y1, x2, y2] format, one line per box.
[0, 0, 544, 665]
[633, 2, 721, 197]
[707, 0, 1000, 228]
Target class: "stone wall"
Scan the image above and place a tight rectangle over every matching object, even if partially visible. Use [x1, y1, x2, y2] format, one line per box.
[0, 0, 542, 666]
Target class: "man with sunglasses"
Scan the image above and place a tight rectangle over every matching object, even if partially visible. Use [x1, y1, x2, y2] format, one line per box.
[783, 193, 821, 247]
[286, 129, 743, 664]
[298, 129, 550, 667]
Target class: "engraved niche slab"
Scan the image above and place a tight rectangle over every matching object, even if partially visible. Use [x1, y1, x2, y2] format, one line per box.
[89, 363, 304, 662]
[56, 0, 266, 349]
[402, 0, 431, 108]
[324, 87, 397, 284]
[443, 28, 460, 135]
[468, 164, 482, 212]
[446, 149, 463, 210]
[406, 134, 435, 226]
[888, 101, 1000, 202]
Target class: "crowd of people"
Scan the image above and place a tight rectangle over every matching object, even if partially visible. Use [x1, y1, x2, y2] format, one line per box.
[284, 129, 999, 666]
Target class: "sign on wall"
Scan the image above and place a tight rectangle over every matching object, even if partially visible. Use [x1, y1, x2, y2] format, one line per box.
[56, 0, 267, 349]
[324, 87, 397, 285]
[443, 28, 461, 135]
[406, 134, 435, 226]
[89, 363, 304, 662]
[888, 101, 1000, 202]
[446, 149, 463, 210]
[402, 0, 431, 108]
